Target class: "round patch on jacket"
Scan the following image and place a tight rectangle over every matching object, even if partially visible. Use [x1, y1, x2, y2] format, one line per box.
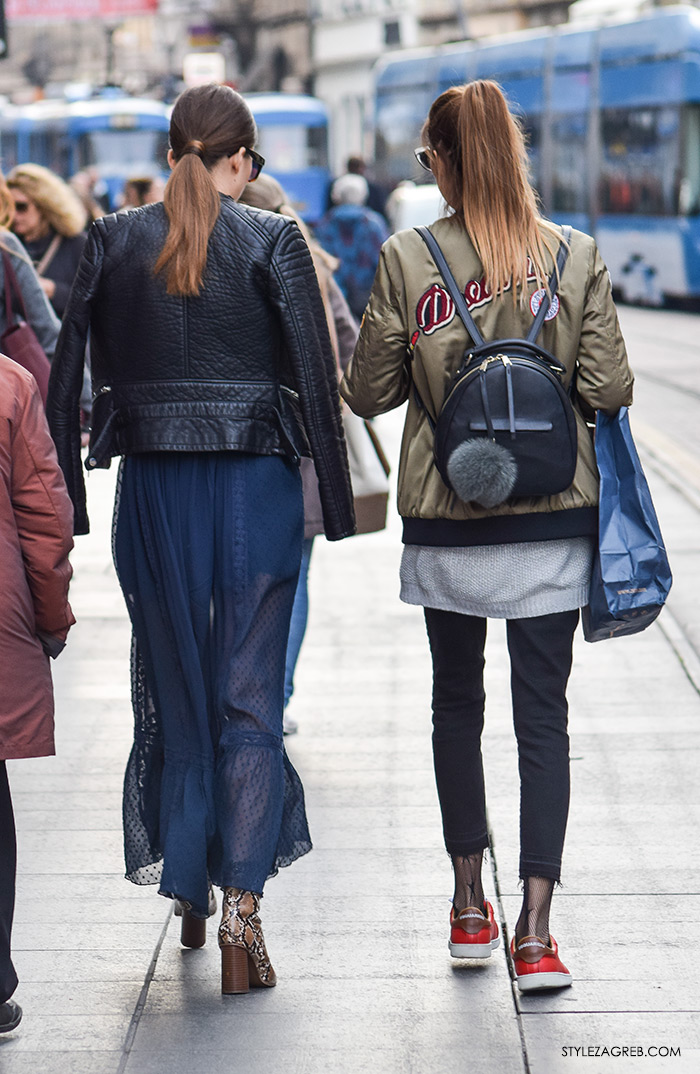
[529, 289, 560, 321]
[416, 284, 455, 335]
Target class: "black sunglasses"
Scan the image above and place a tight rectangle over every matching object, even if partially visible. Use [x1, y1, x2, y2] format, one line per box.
[245, 147, 265, 182]
[414, 146, 434, 173]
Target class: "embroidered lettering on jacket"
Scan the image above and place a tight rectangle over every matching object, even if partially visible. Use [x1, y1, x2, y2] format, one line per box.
[415, 259, 540, 335]
[416, 284, 455, 335]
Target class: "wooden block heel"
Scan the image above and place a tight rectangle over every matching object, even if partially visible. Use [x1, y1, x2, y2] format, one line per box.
[221, 944, 249, 994]
[180, 909, 206, 949]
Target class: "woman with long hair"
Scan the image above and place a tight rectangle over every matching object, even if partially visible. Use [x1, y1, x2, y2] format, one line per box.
[341, 81, 633, 990]
[47, 84, 355, 995]
[0, 172, 60, 360]
[7, 163, 88, 319]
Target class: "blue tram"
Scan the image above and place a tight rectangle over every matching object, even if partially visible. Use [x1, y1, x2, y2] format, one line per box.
[374, 5, 700, 304]
[247, 93, 331, 223]
[0, 95, 170, 210]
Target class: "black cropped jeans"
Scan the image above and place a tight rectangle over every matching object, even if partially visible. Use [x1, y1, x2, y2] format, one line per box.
[424, 607, 579, 881]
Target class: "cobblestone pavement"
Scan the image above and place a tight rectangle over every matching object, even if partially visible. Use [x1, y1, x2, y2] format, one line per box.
[1, 306, 699, 1073]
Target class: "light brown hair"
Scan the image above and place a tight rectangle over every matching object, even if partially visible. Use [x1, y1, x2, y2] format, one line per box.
[155, 83, 257, 296]
[0, 173, 15, 231]
[422, 80, 560, 303]
[7, 163, 87, 238]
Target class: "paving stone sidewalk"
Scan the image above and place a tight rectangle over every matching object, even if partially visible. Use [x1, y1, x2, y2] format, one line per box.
[1, 406, 698, 1074]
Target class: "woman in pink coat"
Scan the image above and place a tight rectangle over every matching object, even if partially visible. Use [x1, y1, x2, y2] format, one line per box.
[0, 354, 75, 1034]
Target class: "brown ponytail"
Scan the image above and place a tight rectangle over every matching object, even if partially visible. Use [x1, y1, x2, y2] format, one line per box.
[155, 84, 257, 296]
[423, 80, 560, 304]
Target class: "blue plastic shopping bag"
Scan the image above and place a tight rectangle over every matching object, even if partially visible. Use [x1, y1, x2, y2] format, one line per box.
[582, 407, 672, 642]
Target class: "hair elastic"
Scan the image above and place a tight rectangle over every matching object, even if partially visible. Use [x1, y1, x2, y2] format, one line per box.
[182, 141, 206, 159]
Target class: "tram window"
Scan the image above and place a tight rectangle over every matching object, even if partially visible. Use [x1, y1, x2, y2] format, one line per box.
[376, 87, 434, 184]
[0, 132, 18, 172]
[307, 125, 329, 170]
[600, 107, 680, 216]
[551, 113, 587, 213]
[77, 129, 169, 171]
[45, 133, 71, 178]
[255, 124, 327, 172]
[680, 106, 700, 216]
[28, 133, 47, 166]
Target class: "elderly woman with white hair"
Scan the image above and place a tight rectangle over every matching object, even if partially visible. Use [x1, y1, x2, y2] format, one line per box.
[8, 163, 88, 320]
[315, 170, 389, 321]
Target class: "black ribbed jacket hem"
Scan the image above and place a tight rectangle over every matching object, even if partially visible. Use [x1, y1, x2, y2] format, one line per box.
[402, 507, 598, 547]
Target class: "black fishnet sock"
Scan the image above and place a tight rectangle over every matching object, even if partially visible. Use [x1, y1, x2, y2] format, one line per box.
[515, 876, 555, 944]
[451, 852, 485, 914]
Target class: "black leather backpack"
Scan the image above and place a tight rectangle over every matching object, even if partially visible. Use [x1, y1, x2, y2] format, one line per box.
[413, 225, 576, 508]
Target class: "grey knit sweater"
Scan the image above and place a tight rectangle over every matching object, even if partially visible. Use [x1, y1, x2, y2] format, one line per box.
[400, 536, 593, 619]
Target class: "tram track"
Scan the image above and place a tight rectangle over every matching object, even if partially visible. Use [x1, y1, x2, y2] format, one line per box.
[634, 366, 700, 405]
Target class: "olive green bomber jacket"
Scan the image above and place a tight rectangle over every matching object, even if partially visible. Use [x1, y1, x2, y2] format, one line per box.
[340, 218, 634, 543]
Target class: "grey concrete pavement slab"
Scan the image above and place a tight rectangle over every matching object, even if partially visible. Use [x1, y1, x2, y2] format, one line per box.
[0, 1050, 122, 1074]
[12, 897, 167, 926]
[13, 874, 156, 902]
[0, 1015, 128, 1052]
[12, 949, 155, 985]
[125, 1043, 523, 1074]
[11, 922, 165, 953]
[522, 1012, 697, 1074]
[126, 1010, 525, 1074]
[13, 810, 122, 832]
[4, 981, 145, 1018]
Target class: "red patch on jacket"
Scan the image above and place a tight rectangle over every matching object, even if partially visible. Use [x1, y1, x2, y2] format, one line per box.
[416, 284, 455, 335]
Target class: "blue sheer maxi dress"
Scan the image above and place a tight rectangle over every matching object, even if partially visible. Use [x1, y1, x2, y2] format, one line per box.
[112, 450, 311, 918]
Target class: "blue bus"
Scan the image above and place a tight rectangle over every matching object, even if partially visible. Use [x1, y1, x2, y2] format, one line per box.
[0, 96, 170, 209]
[247, 93, 331, 222]
[374, 5, 700, 304]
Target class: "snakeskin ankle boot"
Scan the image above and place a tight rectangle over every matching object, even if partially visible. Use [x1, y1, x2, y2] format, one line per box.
[218, 887, 277, 994]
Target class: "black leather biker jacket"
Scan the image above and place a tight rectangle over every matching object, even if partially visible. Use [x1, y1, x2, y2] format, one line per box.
[47, 196, 355, 540]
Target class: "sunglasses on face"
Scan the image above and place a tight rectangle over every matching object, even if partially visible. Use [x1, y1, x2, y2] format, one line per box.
[414, 146, 434, 173]
[245, 147, 265, 182]
[12, 201, 30, 213]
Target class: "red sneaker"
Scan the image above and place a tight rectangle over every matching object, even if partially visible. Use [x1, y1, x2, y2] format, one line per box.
[510, 934, 572, 991]
[449, 901, 500, 959]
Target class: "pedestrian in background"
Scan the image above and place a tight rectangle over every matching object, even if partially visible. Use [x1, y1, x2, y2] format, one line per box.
[47, 84, 354, 996]
[0, 355, 75, 1036]
[342, 80, 633, 991]
[239, 173, 359, 735]
[69, 169, 107, 223]
[120, 175, 166, 211]
[314, 172, 389, 322]
[346, 155, 389, 221]
[0, 172, 61, 362]
[7, 164, 88, 320]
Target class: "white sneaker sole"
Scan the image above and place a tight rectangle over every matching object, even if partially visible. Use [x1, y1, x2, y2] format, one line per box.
[516, 970, 572, 992]
[449, 936, 500, 959]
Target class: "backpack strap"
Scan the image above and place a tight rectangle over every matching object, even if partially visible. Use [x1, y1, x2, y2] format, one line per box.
[416, 226, 484, 348]
[526, 225, 571, 344]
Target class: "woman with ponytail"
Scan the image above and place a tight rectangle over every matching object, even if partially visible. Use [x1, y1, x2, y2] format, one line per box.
[342, 80, 633, 991]
[47, 84, 355, 996]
